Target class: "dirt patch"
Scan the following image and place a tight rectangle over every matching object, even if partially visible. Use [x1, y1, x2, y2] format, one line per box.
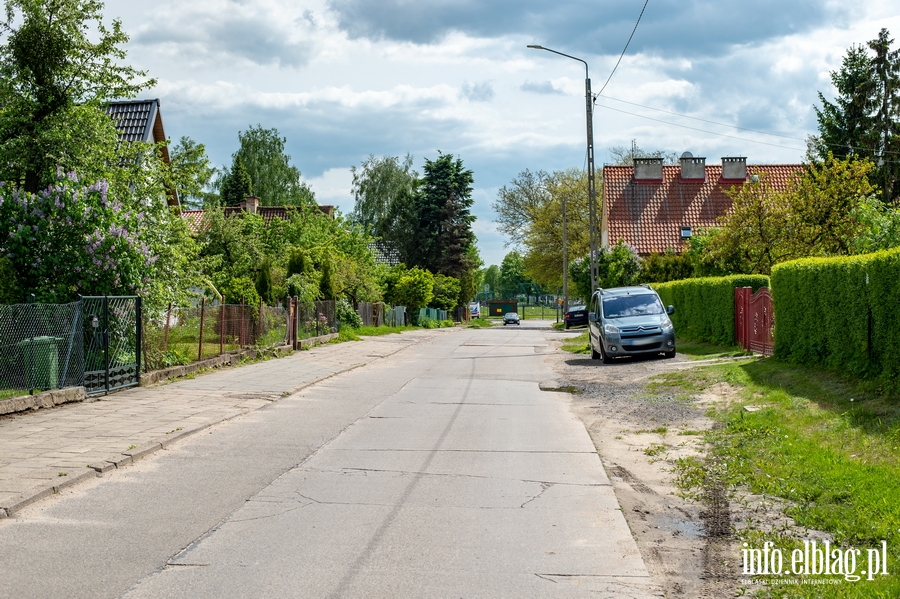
[543, 343, 740, 598]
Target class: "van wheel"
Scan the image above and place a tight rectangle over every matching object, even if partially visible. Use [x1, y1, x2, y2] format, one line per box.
[664, 350, 676, 359]
[600, 344, 613, 364]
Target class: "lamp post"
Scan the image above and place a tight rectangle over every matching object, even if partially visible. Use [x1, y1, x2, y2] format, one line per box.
[527, 45, 598, 304]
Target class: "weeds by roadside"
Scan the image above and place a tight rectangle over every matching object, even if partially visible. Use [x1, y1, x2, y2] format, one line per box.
[662, 355, 900, 597]
[560, 331, 590, 354]
[467, 318, 495, 328]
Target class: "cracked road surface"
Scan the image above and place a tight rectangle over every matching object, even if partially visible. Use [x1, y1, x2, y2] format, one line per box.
[2, 327, 660, 598]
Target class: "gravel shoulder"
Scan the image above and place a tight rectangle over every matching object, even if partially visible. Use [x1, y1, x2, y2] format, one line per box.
[542, 330, 739, 598]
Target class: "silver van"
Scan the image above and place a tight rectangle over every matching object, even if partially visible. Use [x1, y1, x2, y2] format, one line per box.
[588, 286, 676, 363]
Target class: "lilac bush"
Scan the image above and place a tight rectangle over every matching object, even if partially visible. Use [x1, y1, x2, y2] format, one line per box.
[0, 170, 183, 304]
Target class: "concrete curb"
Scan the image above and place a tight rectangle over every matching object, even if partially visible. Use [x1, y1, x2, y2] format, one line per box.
[0, 331, 428, 518]
[0, 387, 85, 416]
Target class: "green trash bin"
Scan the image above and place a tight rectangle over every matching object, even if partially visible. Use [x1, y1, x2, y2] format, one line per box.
[17, 336, 63, 391]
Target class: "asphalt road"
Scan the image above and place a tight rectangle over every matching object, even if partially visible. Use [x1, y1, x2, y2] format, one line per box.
[0, 326, 658, 599]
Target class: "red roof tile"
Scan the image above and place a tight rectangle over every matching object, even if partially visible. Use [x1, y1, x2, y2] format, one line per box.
[603, 163, 802, 255]
[181, 205, 334, 233]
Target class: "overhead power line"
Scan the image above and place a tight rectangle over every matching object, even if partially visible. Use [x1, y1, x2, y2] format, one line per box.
[594, 103, 806, 152]
[596, 0, 650, 97]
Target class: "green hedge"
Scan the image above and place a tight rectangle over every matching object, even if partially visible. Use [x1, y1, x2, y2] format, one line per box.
[652, 275, 769, 345]
[771, 248, 900, 385]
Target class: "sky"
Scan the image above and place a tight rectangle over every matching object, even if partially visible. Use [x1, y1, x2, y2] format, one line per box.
[103, 0, 900, 268]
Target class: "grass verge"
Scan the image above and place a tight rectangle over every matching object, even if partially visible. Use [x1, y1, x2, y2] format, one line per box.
[338, 325, 417, 341]
[560, 331, 590, 354]
[467, 318, 495, 328]
[674, 338, 752, 360]
[661, 357, 900, 597]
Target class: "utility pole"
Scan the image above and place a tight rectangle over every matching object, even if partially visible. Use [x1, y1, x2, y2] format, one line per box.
[527, 45, 598, 299]
[585, 76, 597, 294]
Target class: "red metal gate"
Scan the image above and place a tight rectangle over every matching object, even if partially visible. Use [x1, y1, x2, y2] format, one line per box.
[735, 287, 774, 356]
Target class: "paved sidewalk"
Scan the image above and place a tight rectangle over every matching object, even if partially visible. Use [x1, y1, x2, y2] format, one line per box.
[0, 329, 440, 518]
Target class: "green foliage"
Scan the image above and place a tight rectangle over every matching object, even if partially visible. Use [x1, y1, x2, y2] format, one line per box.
[0, 0, 154, 192]
[287, 247, 312, 277]
[812, 29, 900, 202]
[317, 256, 335, 300]
[639, 250, 693, 284]
[849, 198, 900, 253]
[570, 240, 641, 299]
[219, 155, 252, 207]
[517, 169, 599, 289]
[350, 153, 417, 239]
[170, 136, 217, 208]
[481, 264, 500, 296]
[255, 258, 274, 304]
[771, 248, 900, 389]
[336, 297, 362, 329]
[0, 174, 198, 306]
[410, 153, 475, 279]
[700, 158, 877, 275]
[0, 254, 20, 303]
[429, 274, 460, 310]
[653, 275, 769, 345]
[393, 267, 433, 321]
[232, 125, 315, 207]
[219, 276, 260, 306]
[499, 251, 528, 298]
[284, 273, 319, 304]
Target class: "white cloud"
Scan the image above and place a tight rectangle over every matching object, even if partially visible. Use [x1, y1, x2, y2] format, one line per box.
[102, 0, 900, 267]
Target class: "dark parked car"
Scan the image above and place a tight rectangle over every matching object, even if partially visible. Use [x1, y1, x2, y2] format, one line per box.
[503, 312, 520, 325]
[564, 305, 588, 329]
[588, 286, 675, 363]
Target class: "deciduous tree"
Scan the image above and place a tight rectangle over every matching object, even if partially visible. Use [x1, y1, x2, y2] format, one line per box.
[0, 0, 154, 192]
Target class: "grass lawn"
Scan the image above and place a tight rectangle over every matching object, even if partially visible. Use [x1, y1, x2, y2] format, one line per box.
[657, 354, 900, 597]
[560, 331, 590, 354]
[337, 325, 417, 341]
[675, 338, 753, 360]
[0, 388, 28, 400]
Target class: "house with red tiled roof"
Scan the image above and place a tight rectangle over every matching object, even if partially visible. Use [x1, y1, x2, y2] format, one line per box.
[602, 156, 802, 255]
[181, 196, 335, 234]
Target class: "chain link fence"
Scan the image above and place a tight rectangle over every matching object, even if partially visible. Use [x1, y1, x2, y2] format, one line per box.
[143, 301, 289, 372]
[293, 300, 337, 340]
[0, 300, 83, 395]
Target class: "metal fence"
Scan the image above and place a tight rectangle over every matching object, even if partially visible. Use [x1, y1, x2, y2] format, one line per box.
[288, 299, 337, 345]
[82, 296, 141, 395]
[143, 300, 289, 371]
[418, 307, 448, 322]
[384, 306, 406, 327]
[0, 300, 83, 395]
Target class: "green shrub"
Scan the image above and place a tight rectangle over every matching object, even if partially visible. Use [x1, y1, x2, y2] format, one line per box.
[653, 275, 769, 345]
[219, 276, 261, 307]
[771, 248, 900, 387]
[336, 298, 363, 329]
[0, 255, 21, 304]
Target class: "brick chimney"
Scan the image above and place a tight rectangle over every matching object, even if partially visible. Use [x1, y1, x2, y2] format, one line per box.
[241, 196, 259, 214]
[721, 157, 747, 180]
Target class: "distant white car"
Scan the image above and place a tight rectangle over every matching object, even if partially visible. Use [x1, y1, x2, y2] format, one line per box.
[503, 312, 520, 325]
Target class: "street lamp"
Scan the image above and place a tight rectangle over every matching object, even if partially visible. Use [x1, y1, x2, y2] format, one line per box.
[527, 45, 599, 305]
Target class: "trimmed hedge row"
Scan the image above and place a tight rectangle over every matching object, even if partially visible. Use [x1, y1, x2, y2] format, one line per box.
[771, 248, 900, 385]
[653, 275, 770, 345]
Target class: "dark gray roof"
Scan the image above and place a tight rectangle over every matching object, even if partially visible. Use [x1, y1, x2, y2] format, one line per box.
[104, 99, 178, 207]
[105, 99, 162, 143]
[368, 241, 402, 266]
